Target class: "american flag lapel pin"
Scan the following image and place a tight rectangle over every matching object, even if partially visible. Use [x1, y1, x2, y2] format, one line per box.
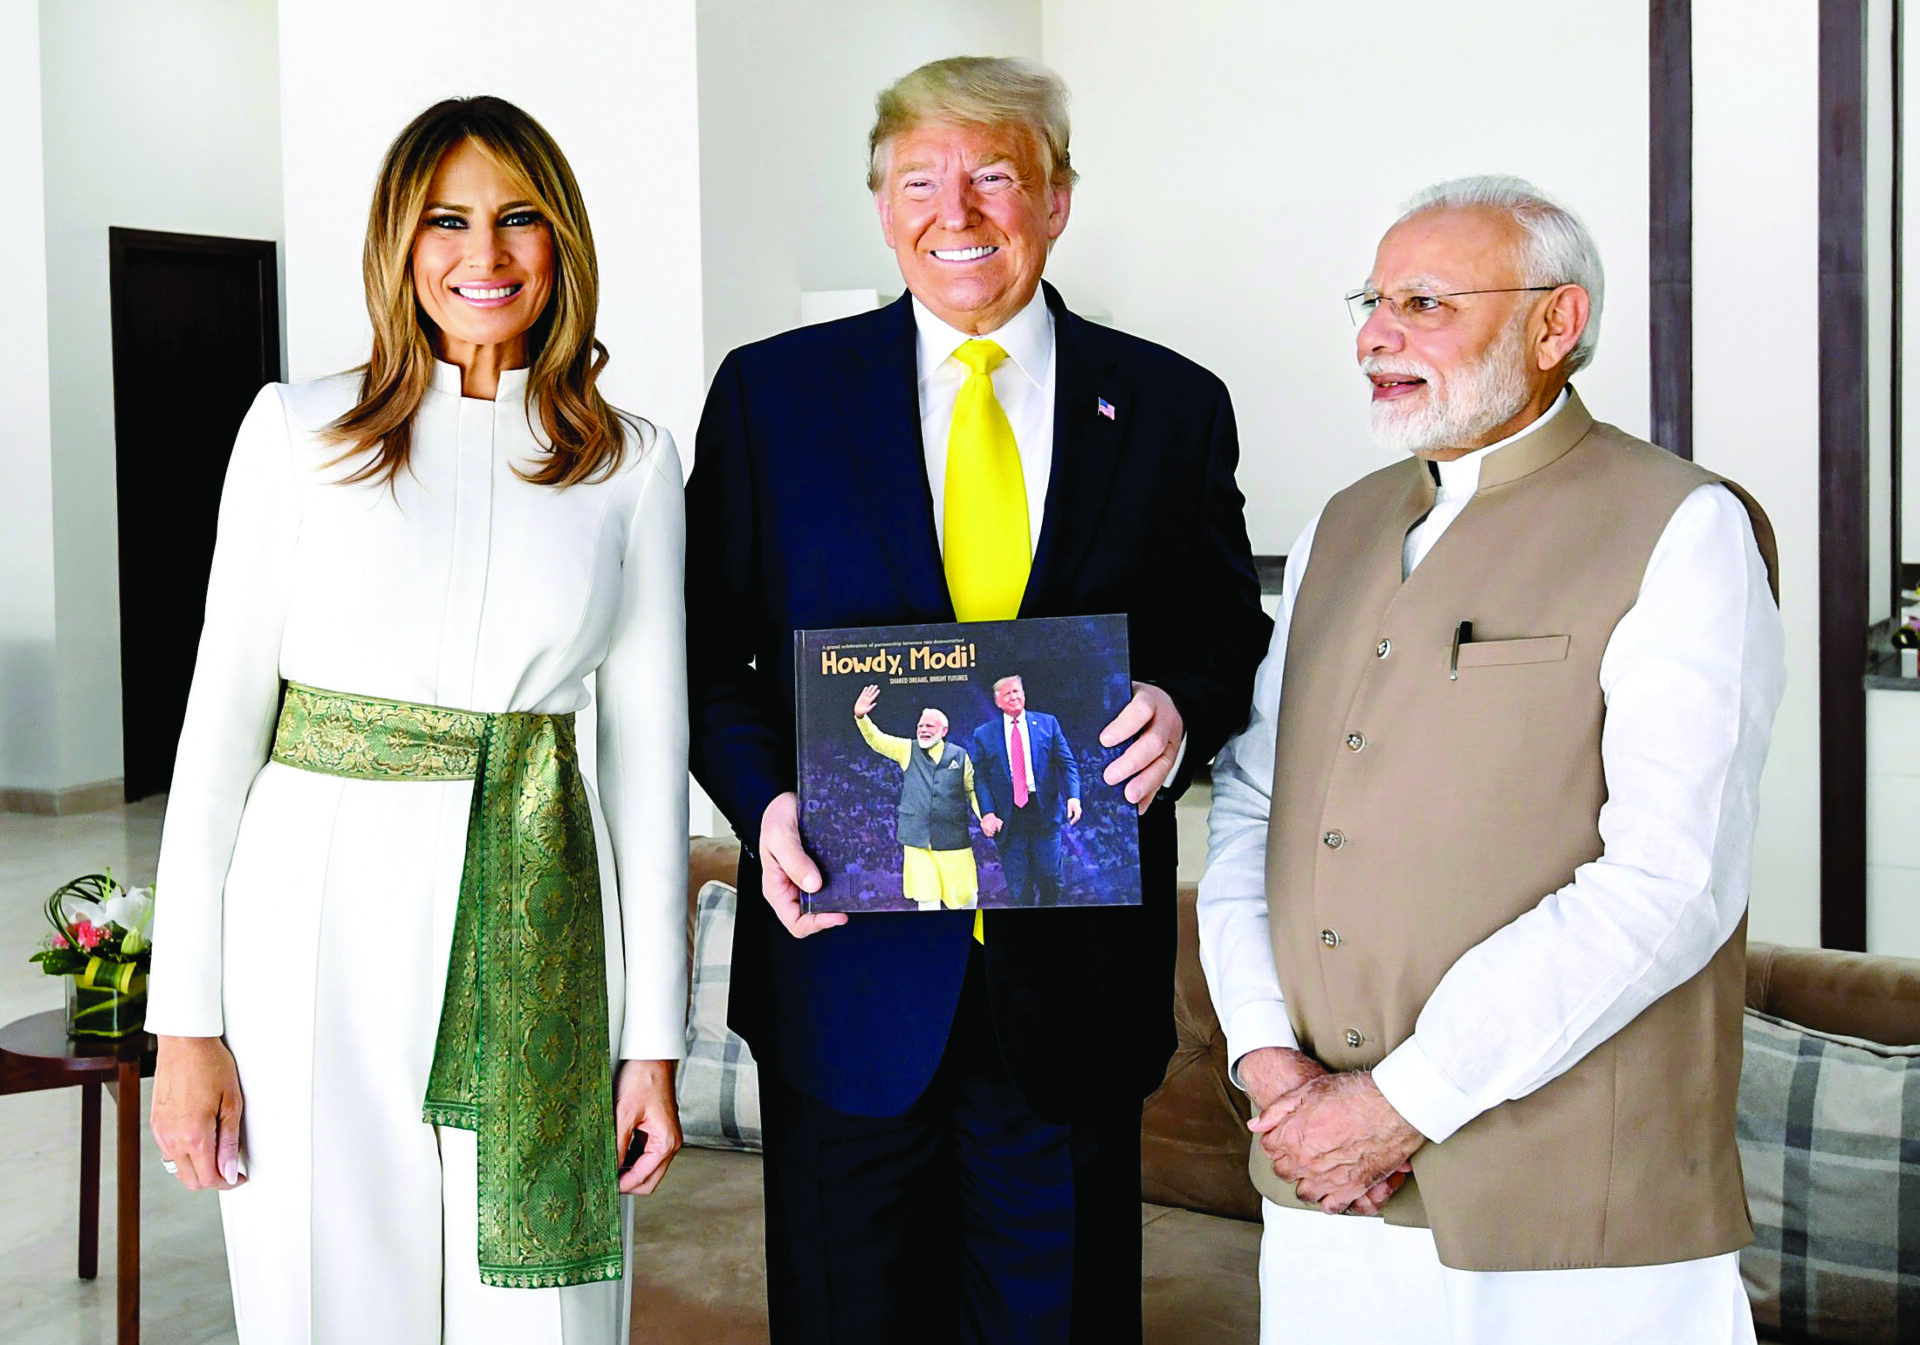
[1096, 397, 1116, 421]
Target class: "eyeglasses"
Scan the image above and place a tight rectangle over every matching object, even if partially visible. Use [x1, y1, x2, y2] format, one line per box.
[1345, 286, 1560, 329]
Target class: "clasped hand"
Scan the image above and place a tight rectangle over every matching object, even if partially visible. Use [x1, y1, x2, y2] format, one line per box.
[1242, 1047, 1423, 1216]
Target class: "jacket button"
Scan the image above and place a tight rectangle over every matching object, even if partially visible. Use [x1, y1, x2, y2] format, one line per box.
[1322, 830, 1346, 849]
[1320, 928, 1340, 947]
[1345, 732, 1366, 752]
[1376, 639, 1392, 659]
[1345, 1028, 1364, 1049]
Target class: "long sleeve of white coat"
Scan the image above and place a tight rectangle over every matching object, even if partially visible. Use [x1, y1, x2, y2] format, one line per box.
[147, 386, 302, 1036]
[596, 428, 692, 1061]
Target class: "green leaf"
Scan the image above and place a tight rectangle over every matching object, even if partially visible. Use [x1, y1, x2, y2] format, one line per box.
[29, 948, 89, 976]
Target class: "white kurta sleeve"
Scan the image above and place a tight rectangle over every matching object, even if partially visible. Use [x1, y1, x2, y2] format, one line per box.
[147, 385, 302, 1037]
[595, 426, 691, 1062]
[1371, 483, 1787, 1143]
[1197, 513, 1321, 1084]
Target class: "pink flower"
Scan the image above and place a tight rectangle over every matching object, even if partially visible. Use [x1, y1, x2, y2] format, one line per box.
[73, 920, 104, 951]
[52, 933, 68, 949]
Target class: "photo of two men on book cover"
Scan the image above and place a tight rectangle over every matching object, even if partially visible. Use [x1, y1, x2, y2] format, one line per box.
[794, 614, 1142, 915]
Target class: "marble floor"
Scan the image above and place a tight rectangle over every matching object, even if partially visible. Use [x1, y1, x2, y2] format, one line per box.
[0, 787, 1221, 1343]
[0, 797, 238, 1344]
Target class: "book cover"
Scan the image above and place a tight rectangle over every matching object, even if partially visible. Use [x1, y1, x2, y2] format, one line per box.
[794, 614, 1141, 915]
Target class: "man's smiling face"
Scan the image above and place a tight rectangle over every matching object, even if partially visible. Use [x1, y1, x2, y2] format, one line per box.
[1355, 205, 1546, 457]
[916, 711, 949, 747]
[875, 119, 1071, 336]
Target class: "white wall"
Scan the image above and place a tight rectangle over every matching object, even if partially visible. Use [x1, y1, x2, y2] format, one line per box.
[1040, 1, 1651, 556]
[1903, 5, 1920, 574]
[695, 0, 1041, 377]
[277, 0, 706, 454]
[0, 0, 59, 793]
[1868, 0, 1895, 624]
[1867, 689, 1920, 954]
[1038, 1, 1822, 944]
[1694, 0, 1823, 946]
[29, 0, 283, 793]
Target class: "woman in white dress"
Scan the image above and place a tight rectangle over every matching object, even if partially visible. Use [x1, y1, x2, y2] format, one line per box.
[145, 96, 688, 1343]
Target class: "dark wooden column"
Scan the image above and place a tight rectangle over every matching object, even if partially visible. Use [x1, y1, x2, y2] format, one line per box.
[1650, 0, 1694, 459]
[1819, 0, 1870, 951]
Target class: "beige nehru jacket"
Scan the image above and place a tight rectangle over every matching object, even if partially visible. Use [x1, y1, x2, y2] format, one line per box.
[1252, 391, 1779, 1271]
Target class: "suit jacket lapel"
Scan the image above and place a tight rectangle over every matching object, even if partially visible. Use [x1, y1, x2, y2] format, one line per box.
[1025, 283, 1129, 614]
[838, 295, 954, 622]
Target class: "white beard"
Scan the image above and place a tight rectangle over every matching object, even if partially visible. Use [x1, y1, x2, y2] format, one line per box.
[1364, 316, 1534, 455]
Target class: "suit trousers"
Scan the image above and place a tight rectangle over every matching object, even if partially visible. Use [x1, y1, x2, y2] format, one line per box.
[993, 804, 1064, 908]
[757, 946, 1143, 1344]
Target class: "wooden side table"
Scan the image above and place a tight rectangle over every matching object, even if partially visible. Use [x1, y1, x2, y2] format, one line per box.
[0, 1009, 157, 1345]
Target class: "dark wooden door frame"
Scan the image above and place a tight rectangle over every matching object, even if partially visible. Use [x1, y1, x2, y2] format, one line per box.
[1818, 0, 1871, 951]
[108, 228, 281, 384]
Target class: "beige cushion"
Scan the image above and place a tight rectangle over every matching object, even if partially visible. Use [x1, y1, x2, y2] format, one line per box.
[1747, 942, 1920, 1048]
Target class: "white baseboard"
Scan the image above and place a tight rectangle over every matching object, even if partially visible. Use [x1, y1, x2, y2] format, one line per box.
[0, 780, 126, 815]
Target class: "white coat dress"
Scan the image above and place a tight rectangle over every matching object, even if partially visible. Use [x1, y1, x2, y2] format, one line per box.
[146, 362, 690, 1344]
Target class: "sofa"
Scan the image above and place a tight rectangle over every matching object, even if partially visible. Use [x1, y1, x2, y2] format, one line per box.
[626, 837, 1920, 1344]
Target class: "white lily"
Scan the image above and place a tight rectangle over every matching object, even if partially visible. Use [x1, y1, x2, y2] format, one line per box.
[105, 888, 156, 955]
[58, 893, 109, 930]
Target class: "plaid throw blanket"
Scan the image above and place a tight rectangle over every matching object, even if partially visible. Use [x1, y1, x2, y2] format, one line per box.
[677, 881, 762, 1151]
[1737, 1009, 1920, 1344]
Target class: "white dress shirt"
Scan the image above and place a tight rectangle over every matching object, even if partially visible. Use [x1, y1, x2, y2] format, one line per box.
[913, 290, 1055, 555]
[1199, 396, 1784, 1342]
[911, 286, 1187, 778]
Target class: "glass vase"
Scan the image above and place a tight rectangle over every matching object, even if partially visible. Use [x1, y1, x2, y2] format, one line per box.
[64, 969, 148, 1039]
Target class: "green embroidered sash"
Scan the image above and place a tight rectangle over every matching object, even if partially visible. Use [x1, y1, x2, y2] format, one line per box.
[270, 682, 621, 1289]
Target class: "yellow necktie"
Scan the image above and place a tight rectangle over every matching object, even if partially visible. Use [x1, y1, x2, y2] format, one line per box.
[942, 339, 1030, 942]
[944, 340, 1031, 623]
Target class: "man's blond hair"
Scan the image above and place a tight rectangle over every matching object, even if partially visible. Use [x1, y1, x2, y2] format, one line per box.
[866, 56, 1078, 193]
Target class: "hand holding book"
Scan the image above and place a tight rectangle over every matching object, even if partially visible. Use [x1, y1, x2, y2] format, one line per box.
[1098, 681, 1185, 815]
[756, 791, 845, 939]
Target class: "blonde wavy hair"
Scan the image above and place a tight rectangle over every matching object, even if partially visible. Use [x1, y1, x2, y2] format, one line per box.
[325, 95, 632, 487]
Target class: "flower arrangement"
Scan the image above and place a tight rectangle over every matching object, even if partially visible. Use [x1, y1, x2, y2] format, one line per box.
[30, 871, 155, 1037]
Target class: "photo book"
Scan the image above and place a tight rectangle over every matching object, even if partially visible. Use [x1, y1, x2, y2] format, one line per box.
[794, 614, 1142, 915]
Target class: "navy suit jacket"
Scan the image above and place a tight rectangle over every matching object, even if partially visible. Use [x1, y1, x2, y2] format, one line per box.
[970, 711, 1078, 828]
[686, 284, 1271, 1121]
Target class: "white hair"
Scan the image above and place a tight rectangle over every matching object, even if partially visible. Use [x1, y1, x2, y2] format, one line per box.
[1397, 175, 1604, 376]
[920, 708, 949, 731]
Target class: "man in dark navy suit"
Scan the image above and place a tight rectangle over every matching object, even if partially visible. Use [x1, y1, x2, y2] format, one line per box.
[971, 674, 1079, 908]
[685, 55, 1270, 1344]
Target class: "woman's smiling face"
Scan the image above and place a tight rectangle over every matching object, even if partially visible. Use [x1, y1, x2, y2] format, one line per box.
[410, 139, 555, 370]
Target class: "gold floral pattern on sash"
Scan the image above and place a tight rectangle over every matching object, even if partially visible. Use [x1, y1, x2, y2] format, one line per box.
[271, 682, 621, 1289]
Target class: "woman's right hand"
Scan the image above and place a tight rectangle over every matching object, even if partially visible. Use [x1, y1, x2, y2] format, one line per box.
[151, 1034, 247, 1191]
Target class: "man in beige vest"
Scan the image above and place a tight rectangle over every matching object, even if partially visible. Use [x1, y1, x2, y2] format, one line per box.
[1197, 176, 1785, 1344]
